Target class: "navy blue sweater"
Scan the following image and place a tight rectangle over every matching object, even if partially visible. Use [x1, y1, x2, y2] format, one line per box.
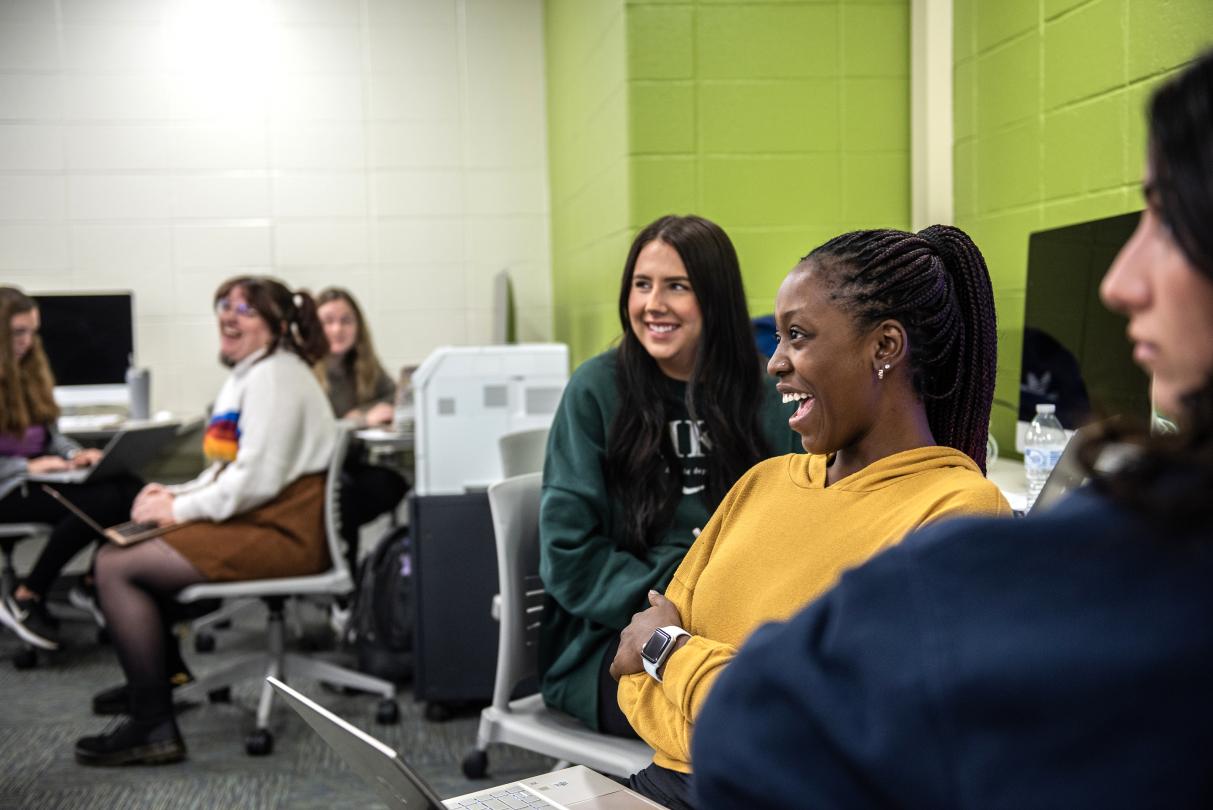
[692, 488, 1213, 809]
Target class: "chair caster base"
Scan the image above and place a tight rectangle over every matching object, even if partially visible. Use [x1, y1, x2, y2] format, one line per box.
[375, 699, 399, 725]
[461, 748, 488, 779]
[245, 728, 273, 756]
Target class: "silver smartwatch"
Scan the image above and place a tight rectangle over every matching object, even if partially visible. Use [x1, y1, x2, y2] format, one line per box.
[640, 625, 690, 682]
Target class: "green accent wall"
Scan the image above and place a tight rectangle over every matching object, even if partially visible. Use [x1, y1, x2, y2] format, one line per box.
[546, 0, 632, 366]
[954, 0, 1213, 449]
[547, 0, 912, 367]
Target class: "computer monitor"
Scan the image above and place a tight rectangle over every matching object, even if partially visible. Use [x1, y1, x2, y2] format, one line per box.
[1017, 211, 1150, 450]
[33, 291, 135, 408]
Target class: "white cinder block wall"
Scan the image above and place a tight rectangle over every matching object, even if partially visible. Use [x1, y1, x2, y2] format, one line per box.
[0, 0, 552, 417]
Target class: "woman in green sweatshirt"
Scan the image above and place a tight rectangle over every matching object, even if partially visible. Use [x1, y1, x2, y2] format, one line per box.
[611, 225, 1007, 810]
[538, 214, 802, 737]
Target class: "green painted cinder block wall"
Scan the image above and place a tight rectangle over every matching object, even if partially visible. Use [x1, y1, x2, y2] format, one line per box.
[545, 0, 633, 364]
[954, 0, 1213, 449]
[547, 0, 912, 368]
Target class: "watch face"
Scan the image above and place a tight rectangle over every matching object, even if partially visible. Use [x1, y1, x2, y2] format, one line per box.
[640, 628, 672, 664]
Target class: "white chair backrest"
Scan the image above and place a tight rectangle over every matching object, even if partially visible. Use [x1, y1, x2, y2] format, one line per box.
[486, 472, 543, 707]
[324, 425, 354, 585]
[498, 428, 549, 479]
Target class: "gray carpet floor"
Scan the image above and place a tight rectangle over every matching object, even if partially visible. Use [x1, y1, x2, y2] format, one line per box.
[0, 596, 553, 809]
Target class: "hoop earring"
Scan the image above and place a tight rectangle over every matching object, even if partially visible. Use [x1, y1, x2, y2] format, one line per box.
[877, 363, 891, 380]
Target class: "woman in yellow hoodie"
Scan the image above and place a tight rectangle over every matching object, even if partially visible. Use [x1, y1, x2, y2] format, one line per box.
[608, 225, 1012, 809]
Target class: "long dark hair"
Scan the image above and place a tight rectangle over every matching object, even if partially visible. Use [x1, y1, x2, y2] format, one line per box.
[605, 215, 772, 555]
[0, 285, 59, 435]
[1080, 50, 1213, 523]
[315, 287, 386, 403]
[804, 225, 998, 472]
[214, 276, 328, 366]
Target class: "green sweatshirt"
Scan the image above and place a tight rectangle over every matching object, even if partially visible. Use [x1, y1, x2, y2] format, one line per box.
[538, 349, 802, 730]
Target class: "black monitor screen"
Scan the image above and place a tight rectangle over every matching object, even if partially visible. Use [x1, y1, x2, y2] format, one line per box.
[1021, 211, 1150, 430]
[32, 293, 133, 386]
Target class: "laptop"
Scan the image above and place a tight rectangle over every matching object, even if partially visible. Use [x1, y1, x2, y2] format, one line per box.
[40, 485, 184, 546]
[1028, 426, 1096, 516]
[268, 677, 667, 810]
[29, 422, 178, 485]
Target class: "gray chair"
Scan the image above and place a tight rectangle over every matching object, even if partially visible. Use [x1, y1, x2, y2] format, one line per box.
[462, 472, 654, 779]
[0, 522, 52, 669]
[498, 427, 549, 478]
[173, 426, 398, 755]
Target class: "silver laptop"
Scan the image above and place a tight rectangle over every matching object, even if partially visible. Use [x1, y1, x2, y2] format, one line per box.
[29, 422, 177, 484]
[1026, 424, 1100, 515]
[268, 678, 667, 810]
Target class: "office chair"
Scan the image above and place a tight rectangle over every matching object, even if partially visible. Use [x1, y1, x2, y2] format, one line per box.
[0, 522, 51, 669]
[497, 427, 549, 478]
[462, 472, 654, 779]
[173, 426, 399, 756]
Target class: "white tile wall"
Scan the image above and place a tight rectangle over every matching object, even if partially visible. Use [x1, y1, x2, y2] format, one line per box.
[0, 0, 551, 417]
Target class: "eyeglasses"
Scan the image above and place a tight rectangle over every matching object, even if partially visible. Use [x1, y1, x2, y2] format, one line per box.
[215, 298, 258, 319]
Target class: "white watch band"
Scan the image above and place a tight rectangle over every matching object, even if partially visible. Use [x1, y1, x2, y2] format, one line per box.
[642, 625, 690, 682]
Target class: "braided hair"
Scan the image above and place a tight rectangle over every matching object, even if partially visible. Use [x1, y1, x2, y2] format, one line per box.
[214, 275, 328, 366]
[804, 225, 998, 471]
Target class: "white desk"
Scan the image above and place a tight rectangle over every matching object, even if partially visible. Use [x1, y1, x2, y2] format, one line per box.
[58, 414, 203, 442]
[987, 457, 1028, 514]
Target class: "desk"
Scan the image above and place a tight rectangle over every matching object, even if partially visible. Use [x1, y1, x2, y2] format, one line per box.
[987, 457, 1028, 514]
[59, 414, 204, 443]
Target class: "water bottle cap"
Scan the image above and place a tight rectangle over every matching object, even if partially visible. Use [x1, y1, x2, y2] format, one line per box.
[1036, 404, 1056, 414]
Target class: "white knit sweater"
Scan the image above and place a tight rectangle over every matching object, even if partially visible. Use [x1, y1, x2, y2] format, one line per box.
[169, 348, 335, 524]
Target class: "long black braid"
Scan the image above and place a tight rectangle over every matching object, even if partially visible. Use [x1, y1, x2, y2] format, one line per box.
[805, 225, 998, 472]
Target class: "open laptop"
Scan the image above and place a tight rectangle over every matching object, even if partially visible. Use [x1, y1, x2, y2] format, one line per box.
[1028, 426, 1096, 516]
[29, 422, 178, 485]
[268, 677, 667, 810]
[40, 485, 183, 546]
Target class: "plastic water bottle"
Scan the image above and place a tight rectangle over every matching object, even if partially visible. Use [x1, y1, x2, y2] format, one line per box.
[1023, 403, 1067, 510]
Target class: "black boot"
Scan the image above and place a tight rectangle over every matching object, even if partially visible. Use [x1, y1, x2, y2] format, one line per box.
[92, 669, 194, 716]
[76, 687, 186, 766]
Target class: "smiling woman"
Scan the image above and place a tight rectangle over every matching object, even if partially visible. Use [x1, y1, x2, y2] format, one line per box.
[73, 275, 338, 767]
[611, 225, 1009, 810]
[691, 51, 1213, 809]
[537, 214, 802, 744]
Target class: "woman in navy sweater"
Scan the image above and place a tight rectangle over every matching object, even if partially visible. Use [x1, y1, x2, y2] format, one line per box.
[693, 49, 1213, 810]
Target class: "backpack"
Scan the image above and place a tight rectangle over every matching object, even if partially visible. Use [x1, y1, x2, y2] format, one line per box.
[350, 525, 415, 682]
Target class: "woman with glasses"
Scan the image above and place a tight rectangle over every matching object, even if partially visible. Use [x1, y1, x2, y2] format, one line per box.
[0, 285, 143, 652]
[74, 275, 336, 767]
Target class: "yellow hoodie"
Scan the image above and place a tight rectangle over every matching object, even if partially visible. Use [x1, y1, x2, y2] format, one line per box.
[617, 446, 1011, 773]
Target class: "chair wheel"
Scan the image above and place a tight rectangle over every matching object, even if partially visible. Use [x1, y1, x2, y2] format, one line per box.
[193, 632, 215, 653]
[208, 686, 231, 703]
[13, 646, 37, 670]
[375, 699, 399, 725]
[245, 728, 273, 756]
[461, 748, 488, 779]
[424, 702, 451, 722]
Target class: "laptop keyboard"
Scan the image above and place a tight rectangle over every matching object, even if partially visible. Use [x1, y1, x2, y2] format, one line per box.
[112, 521, 159, 540]
[454, 784, 557, 809]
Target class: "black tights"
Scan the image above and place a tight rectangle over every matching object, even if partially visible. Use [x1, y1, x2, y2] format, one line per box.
[0, 475, 142, 597]
[94, 540, 206, 721]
